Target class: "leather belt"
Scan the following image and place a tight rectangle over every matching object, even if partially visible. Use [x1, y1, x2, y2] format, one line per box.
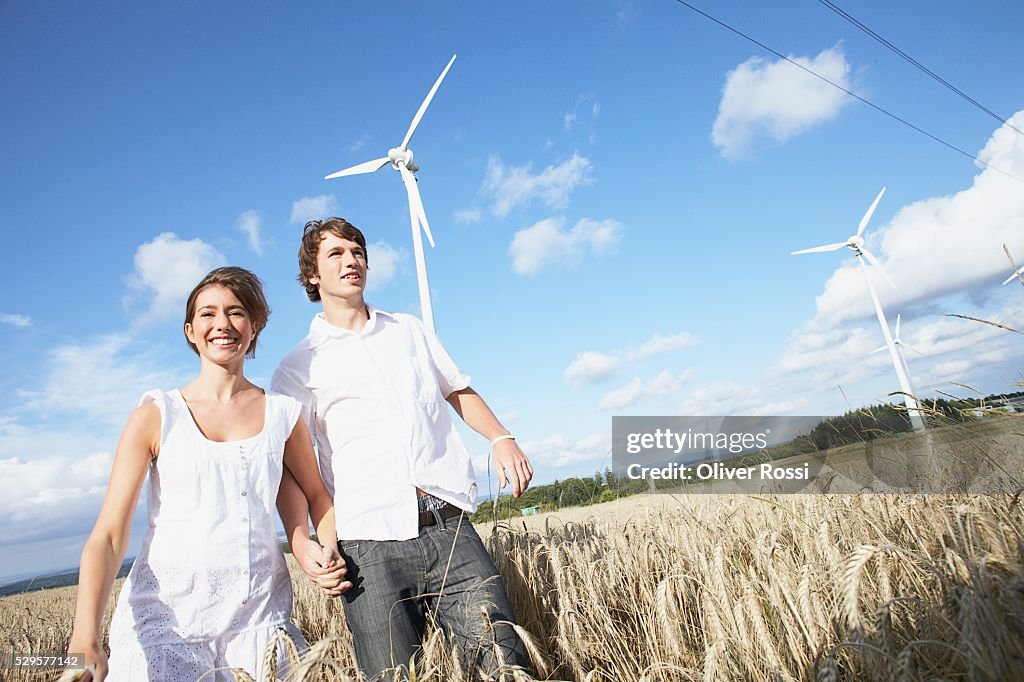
[418, 503, 463, 528]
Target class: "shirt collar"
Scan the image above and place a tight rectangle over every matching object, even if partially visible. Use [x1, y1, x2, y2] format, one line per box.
[307, 305, 397, 347]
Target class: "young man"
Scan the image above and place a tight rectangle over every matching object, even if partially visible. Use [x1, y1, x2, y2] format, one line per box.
[272, 217, 533, 680]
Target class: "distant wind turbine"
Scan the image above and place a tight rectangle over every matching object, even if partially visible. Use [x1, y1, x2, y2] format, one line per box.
[871, 314, 922, 358]
[870, 314, 923, 402]
[1002, 265, 1024, 285]
[325, 54, 457, 333]
[792, 187, 927, 432]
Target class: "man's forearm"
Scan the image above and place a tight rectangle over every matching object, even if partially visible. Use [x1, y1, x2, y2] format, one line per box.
[447, 386, 533, 496]
[446, 387, 509, 440]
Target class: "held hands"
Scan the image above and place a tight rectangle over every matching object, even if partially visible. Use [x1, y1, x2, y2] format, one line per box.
[493, 438, 533, 497]
[295, 537, 351, 597]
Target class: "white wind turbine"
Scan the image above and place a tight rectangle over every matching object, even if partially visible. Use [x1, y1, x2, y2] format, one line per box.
[324, 54, 457, 333]
[792, 187, 926, 432]
[870, 314, 923, 390]
[1002, 265, 1024, 285]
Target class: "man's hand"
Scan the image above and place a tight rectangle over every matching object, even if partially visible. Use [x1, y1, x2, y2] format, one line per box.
[294, 537, 351, 597]
[444, 387, 534, 496]
[493, 439, 533, 497]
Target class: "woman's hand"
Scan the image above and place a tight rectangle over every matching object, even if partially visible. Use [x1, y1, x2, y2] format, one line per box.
[295, 536, 350, 597]
[65, 633, 107, 681]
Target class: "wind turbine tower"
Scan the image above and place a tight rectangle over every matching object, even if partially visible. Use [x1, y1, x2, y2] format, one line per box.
[792, 188, 926, 432]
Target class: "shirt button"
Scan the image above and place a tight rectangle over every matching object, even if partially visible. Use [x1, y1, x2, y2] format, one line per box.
[242, 599, 248, 604]
[241, 491, 247, 496]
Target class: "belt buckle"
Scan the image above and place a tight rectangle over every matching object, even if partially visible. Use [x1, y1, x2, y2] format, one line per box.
[419, 503, 459, 528]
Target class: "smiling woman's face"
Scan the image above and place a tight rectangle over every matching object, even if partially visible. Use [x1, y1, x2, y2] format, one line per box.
[184, 284, 255, 364]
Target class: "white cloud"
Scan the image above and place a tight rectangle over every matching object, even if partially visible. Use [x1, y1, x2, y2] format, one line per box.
[0, 452, 113, 546]
[915, 342, 1015, 390]
[679, 381, 808, 416]
[125, 233, 226, 323]
[0, 313, 31, 328]
[564, 95, 601, 132]
[774, 324, 883, 379]
[0, 332, 188, 567]
[924, 358, 974, 382]
[625, 332, 700, 361]
[509, 217, 622, 275]
[565, 351, 622, 385]
[599, 369, 695, 410]
[907, 304, 1024, 360]
[453, 208, 483, 225]
[290, 194, 339, 224]
[366, 240, 407, 293]
[712, 45, 853, 159]
[772, 110, 1024, 400]
[483, 152, 594, 218]
[565, 331, 700, 386]
[235, 209, 263, 256]
[16, 334, 187, 429]
[0, 444, 158, 584]
[523, 432, 610, 468]
[770, 301, 1024, 410]
[804, 115, 1024, 326]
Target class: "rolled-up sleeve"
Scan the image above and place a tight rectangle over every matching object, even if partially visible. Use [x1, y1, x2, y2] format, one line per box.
[271, 358, 335, 497]
[417, 321, 471, 397]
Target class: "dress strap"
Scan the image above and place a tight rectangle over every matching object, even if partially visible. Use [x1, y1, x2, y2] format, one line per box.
[138, 389, 174, 448]
[267, 391, 302, 438]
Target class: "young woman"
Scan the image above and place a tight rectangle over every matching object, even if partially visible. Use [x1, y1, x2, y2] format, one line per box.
[67, 267, 344, 681]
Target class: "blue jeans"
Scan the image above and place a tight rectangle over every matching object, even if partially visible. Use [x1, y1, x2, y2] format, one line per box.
[339, 513, 528, 680]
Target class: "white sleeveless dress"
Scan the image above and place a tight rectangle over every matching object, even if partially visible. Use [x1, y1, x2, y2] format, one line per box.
[107, 389, 307, 681]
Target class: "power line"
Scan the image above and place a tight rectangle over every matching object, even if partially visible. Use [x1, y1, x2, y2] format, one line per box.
[671, 0, 1024, 187]
[815, 0, 1024, 138]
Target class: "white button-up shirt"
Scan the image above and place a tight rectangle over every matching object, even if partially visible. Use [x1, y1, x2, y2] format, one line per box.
[271, 307, 476, 541]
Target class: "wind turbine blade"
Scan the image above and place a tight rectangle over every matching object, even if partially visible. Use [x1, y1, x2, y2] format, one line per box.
[862, 249, 897, 290]
[1002, 264, 1024, 285]
[895, 314, 901, 339]
[400, 54, 457, 151]
[870, 345, 887, 355]
[405, 192, 435, 333]
[903, 343, 925, 357]
[791, 242, 847, 255]
[857, 187, 887, 237]
[325, 156, 390, 179]
[398, 163, 436, 248]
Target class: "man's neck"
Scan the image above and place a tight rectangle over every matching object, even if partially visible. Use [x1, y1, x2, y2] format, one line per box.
[321, 294, 370, 332]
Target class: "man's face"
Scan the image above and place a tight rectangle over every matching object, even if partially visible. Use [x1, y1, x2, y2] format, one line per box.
[309, 232, 368, 301]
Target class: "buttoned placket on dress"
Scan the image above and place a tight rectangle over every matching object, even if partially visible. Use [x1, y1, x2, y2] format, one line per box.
[237, 441, 252, 624]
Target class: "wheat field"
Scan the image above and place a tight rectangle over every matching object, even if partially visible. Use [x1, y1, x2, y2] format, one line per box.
[2, 493, 1023, 681]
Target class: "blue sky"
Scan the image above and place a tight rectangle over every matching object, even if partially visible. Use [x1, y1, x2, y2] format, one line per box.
[2, 1, 1023, 582]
